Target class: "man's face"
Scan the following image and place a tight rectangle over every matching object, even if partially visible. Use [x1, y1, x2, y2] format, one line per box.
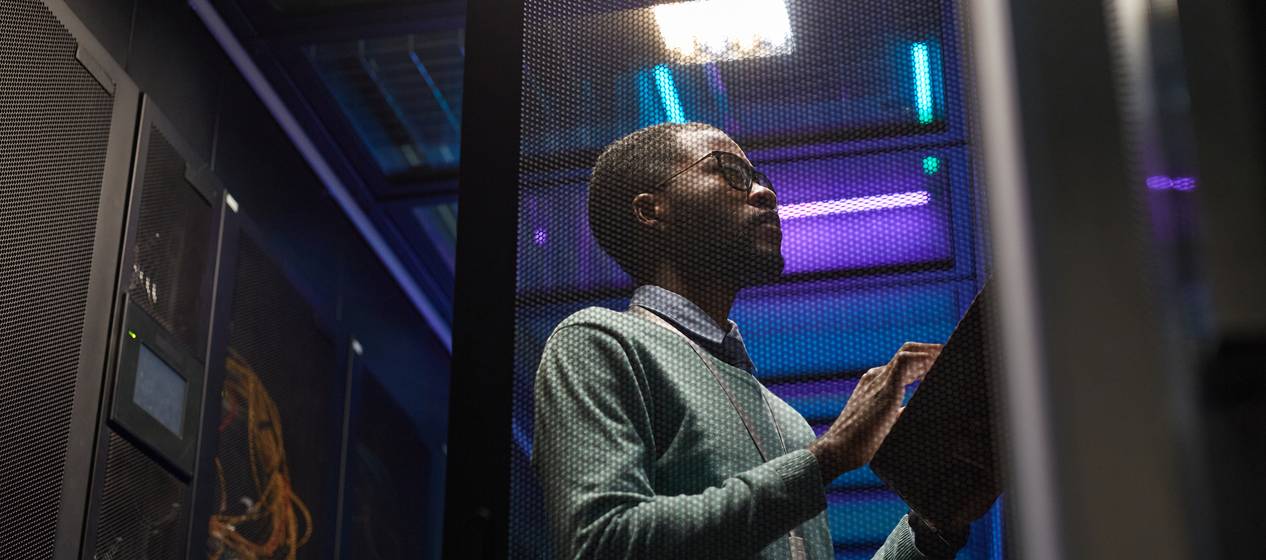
[656, 130, 784, 286]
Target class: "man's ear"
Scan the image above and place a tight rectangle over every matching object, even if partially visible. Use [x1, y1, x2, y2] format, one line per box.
[632, 193, 664, 229]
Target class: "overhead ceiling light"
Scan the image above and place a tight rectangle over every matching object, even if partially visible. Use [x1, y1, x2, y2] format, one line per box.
[653, 0, 794, 64]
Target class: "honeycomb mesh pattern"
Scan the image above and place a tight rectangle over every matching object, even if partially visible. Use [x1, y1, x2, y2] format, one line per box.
[0, 0, 114, 556]
[128, 127, 213, 361]
[208, 233, 337, 560]
[869, 284, 1003, 536]
[510, 0, 1004, 558]
[93, 432, 187, 560]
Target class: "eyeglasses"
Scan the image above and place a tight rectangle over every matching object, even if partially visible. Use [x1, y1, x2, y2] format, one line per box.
[651, 150, 775, 195]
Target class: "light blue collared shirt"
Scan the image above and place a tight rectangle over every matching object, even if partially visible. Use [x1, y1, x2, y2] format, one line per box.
[628, 285, 756, 373]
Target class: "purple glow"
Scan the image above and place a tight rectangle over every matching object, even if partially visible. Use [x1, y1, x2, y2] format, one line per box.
[779, 191, 931, 219]
[781, 201, 951, 274]
[534, 228, 547, 245]
[1147, 175, 1197, 191]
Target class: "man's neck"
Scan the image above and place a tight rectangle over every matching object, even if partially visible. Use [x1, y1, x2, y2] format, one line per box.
[646, 267, 738, 332]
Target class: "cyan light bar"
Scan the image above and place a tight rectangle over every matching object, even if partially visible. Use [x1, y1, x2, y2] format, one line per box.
[779, 191, 931, 219]
[408, 48, 461, 134]
[653, 65, 686, 123]
[912, 42, 933, 124]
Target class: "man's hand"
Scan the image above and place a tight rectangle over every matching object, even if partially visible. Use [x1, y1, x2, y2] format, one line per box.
[807, 342, 942, 484]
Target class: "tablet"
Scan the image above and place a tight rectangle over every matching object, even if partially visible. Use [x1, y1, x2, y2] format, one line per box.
[869, 280, 1004, 530]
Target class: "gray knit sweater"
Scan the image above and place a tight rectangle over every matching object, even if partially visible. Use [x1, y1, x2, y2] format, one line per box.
[532, 306, 926, 560]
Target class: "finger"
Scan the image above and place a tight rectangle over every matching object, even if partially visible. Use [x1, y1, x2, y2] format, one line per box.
[900, 342, 944, 355]
[892, 351, 937, 384]
[892, 350, 937, 370]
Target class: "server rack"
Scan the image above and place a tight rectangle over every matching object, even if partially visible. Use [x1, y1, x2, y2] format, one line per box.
[0, 0, 138, 557]
[335, 348, 435, 560]
[203, 217, 348, 560]
[78, 96, 235, 560]
[4, 1, 445, 559]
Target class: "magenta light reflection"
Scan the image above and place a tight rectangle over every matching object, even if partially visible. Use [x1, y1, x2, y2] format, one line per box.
[1147, 176, 1197, 191]
[778, 191, 931, 219]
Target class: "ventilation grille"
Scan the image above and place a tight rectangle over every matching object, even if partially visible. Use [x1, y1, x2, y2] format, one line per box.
[208, 233, 337, 560]
[93, 432, 187, 560]
[128, 127, 213, 361]
[0, 0, 114, 556]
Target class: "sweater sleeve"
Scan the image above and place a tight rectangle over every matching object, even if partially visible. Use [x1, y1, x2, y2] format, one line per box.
[870, 515, 931, 560]
[532, 324, 829, 560]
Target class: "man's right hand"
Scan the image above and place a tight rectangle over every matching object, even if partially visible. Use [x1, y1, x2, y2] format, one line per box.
[806, 341, 942, 484]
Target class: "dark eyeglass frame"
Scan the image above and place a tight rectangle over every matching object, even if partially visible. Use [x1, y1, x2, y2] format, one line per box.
[650, 150, 775, 194]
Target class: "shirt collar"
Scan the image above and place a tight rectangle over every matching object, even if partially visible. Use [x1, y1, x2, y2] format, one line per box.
[630, 285, 729, 344]
[629, 285, 755, 372]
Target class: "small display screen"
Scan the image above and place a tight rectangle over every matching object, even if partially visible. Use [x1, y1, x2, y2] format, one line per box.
[134, 343, 187, 435]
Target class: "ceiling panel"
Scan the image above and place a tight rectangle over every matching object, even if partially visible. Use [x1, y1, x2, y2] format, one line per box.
[305, 29, 465, 178]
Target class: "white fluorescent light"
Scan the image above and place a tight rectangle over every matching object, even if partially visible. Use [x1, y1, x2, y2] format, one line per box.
[653, 0, 794, 64]
[779, 191, 931, 219]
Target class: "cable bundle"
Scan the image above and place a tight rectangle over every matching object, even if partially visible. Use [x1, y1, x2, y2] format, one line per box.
[209, 348, 312, 560]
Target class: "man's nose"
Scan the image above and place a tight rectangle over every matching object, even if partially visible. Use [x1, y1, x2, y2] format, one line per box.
[749, 184, 777, 210]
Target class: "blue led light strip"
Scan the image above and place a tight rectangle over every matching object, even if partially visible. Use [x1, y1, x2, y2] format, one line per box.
[409, 36, 462, 134]
[912, 42, 933, 124]
[358, 42, 430, 159]
[653, 65, 686, 123]
[189, 0, 452, 351]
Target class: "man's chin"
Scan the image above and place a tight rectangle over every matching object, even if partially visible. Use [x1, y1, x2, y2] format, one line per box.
[738, 253, 785, 287]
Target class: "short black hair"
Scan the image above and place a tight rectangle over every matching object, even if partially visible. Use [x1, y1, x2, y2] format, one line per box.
[588, 122, 722, 284]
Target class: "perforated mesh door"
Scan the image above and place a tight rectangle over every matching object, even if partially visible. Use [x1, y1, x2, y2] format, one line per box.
[93, 432, 187, 560]
[0, 0, 115, 556]
[511, 0, 1002, 558]
[207, 233, 337, 560]
[129, 127, 214, 361]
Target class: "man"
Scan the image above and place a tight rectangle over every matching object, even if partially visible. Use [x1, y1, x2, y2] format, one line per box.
[532, 122, 988, 560]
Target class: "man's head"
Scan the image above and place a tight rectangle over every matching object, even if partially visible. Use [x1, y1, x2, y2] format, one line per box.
[588, 122, 783, 288]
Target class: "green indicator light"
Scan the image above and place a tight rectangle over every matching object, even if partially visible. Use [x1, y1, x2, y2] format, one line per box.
[923, 156, 940, 174]
[129, 331, 136, 338]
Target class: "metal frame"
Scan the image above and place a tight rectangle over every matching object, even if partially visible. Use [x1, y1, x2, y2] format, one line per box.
[41, 0, 143, 556]
[381, 192, 459, 275]
[443, 0, 523, 554]
[333, 337, 365, 560]
[78, 95, 230, 560]
[183, 185, 242, 559]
